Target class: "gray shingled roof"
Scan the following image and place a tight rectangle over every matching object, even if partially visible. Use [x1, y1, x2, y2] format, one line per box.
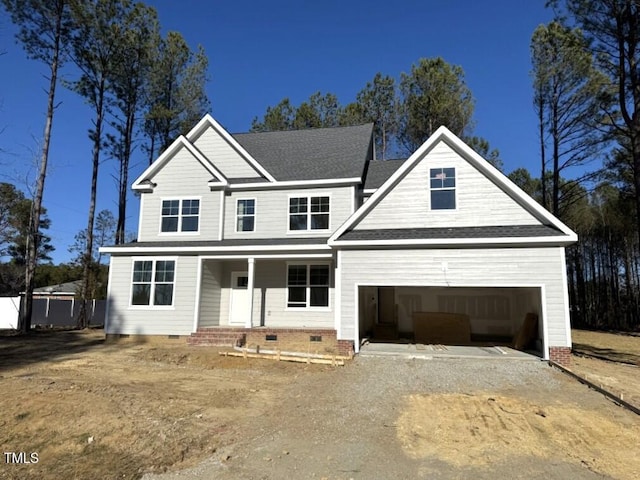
[338, 225, 565, 242]
[34, 280, 82, 293]
[364, 159, 407, 190]
[232, 123, 373, 181]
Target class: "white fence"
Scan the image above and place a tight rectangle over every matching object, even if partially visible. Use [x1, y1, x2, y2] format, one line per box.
[0, 297, 20, 329]
[0, 296, 105, 329]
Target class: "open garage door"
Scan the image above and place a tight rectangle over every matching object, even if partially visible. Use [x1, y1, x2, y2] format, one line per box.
[358, 286, 544, 358]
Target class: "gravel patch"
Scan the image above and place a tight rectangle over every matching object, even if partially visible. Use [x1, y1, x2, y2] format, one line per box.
[145, 356, 629, 480]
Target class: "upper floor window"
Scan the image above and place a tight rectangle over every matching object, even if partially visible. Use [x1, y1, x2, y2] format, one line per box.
[131, 259, 175, 307]
[236, 199, 255, 232]
[161, 199, 199, 233]
[289, 196, 330, 231]
[430, 168, 456, 210]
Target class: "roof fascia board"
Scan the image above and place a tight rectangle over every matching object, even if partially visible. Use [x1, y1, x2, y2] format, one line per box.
[229, 177, 362, 191]
[329, 234, 577, 248]
[186, 114, 277, 182]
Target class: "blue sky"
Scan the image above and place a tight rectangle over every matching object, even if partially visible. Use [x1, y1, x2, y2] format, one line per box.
[0, 0, 554, 264]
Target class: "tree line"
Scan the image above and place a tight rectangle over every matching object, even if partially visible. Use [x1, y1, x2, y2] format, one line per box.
[1, 0, 210, 331]
[529, 0, 640, 330]
[251, 59, 501, 168]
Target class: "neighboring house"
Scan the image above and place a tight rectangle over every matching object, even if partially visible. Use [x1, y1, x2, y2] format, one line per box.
[18, 280, 106, 327]
[33, 280, 82, 300]
[101, 114, 577, 364]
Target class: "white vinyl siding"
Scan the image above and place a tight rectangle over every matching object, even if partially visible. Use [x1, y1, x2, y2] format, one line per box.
[223, 187, 353, 239]
[105, 256, 199, 335]
[138, 146, 221, 241]
[198, 261, 222, 327]
[355, 141, 542, 230]
[191, 126, 262, 178]
[338, 247, 570, 349]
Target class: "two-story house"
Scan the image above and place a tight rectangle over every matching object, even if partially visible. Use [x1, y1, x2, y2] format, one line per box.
[101, 114, 577, 364]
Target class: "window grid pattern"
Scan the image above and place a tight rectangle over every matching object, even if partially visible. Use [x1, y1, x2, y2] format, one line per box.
[430, 168, 456, 210]
[287, 264, 330, 308]
[289, 196, 329, 231]
[161, 199, 200, 232]
[236, 199, 255, 232]
[131, 260, 175, 306]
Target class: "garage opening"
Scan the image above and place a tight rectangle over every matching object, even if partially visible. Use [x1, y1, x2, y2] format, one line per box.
[358, 286, 544, 358]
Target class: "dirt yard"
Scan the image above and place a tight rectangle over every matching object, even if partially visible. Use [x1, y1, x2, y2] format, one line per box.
[571, 329, 640, 408]
[0, 329, 639, 480]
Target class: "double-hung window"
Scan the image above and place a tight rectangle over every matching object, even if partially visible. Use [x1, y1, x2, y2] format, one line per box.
[236, 199, 255, 232]
[289, 196, 329, 231]
[161, 199, 200, 233]
[430, 168, 456, 210]
[287, 264, 330, 308]
[131, 259, 175, 307]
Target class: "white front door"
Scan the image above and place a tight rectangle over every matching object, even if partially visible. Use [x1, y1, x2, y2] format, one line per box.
[229, 272, 249, 325]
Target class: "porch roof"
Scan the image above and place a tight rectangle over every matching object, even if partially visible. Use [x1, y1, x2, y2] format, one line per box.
[336, 224, 565, 242]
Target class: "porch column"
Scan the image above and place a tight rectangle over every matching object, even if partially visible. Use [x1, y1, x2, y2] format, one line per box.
[245, 257, 255, 328]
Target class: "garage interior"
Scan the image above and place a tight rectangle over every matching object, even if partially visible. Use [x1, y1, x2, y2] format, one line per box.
[358, 286, 544, 358]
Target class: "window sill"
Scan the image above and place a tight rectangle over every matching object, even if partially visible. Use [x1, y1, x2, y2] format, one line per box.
[285, 307, 332, 312]
[286, 230, 331, 235]
[128, 305, 176, 311]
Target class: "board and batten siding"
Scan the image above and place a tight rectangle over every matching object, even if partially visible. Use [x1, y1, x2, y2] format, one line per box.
[191, 126, 261, 178]
[138, 146, 221, 242]
[105, 255, 199, 335]
[338, 247, 570, 349]
[213, 260, 335, 328]
[222, 187, 355, 239]
[198, 261, 222, 327]
[355, 142, 541, 230]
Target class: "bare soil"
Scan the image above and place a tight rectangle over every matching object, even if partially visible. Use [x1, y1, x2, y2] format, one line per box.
[571, 329, 640, 407]
[0, 328, 639, 480]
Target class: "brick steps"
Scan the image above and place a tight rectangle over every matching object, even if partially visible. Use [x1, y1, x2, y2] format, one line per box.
[187, 327, 246, 347]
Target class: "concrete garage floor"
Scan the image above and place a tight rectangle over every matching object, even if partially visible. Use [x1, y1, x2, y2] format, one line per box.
[359, 341, 539, 360]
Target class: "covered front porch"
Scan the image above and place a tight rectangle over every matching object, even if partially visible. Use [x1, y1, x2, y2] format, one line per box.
[193, 254, 336, 331]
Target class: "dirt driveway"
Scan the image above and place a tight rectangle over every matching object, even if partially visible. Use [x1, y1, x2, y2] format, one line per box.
[1, 330, 639, 480]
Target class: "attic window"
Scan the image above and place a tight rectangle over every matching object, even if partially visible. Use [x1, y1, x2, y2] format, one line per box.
[430, 168, 456, 210]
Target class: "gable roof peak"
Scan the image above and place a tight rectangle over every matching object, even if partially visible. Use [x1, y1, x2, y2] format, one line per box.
[329, 126, 577, 245]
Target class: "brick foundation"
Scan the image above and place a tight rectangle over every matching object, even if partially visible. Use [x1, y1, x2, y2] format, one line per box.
[337, 340, 355, 358]
[105, 334, 187, 344]
[246, 328, 342, 356]
[549, 346, 572, 366]
[188, 327, 354, 357]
